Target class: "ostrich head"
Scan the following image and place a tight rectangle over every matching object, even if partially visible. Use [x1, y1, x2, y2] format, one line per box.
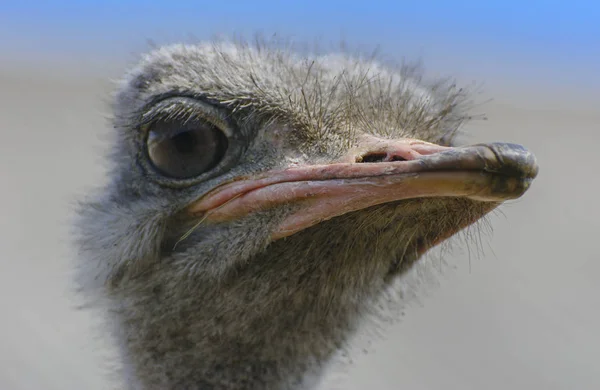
[76, 41, 538, 389]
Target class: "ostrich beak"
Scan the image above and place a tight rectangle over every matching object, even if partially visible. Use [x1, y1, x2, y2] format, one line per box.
[188, 137, 539, 240]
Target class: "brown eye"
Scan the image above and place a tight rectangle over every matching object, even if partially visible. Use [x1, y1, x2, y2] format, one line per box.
[146, 118, 228, 179]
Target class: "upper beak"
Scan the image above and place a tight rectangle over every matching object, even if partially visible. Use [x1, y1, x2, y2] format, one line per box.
[187, 136, 539, 239]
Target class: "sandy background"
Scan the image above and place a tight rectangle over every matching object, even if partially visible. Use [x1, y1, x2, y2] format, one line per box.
[1, 45, 599, 390]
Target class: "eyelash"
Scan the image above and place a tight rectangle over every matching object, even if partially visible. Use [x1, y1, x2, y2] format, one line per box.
[137, 96, 233, 137]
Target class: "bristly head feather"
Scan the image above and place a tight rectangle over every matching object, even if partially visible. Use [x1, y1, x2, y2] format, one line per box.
[115, 37, 482, 160]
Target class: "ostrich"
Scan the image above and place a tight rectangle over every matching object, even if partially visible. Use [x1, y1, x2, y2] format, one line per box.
[75, 40, 538, 390]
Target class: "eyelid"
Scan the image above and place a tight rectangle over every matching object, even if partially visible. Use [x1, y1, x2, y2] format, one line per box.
[146, 118, 221, 149]
[140, 97, 234, 137]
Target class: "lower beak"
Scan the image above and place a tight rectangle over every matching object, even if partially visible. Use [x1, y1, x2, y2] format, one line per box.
[188, 137, 538, 239]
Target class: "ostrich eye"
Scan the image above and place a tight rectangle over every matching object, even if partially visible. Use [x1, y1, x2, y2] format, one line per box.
[146, 118, 229, 179]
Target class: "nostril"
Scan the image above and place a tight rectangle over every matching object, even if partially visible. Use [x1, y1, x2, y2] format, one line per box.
[356, 152, 407, 163]
[357, 153, 387, 163]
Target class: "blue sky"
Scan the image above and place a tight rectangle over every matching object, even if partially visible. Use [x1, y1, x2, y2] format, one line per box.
[2, 1, 599, 86]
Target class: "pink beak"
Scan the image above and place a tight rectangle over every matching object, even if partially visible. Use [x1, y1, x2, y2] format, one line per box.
[188, 136, 538, 240]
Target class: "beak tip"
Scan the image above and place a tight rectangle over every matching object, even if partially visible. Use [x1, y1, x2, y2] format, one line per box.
[485, 142, 539, 180]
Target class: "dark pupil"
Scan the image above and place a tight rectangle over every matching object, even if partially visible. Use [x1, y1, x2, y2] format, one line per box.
[171, 131, 197, 155]
[147, 119, 228, 179]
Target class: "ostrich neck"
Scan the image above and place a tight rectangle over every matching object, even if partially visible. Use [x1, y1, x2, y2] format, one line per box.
[115, 229, 395, 390]
[112, 198, 493, 389]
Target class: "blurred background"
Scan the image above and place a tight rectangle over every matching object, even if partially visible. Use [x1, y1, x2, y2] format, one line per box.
[1, 1, 598, 389]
